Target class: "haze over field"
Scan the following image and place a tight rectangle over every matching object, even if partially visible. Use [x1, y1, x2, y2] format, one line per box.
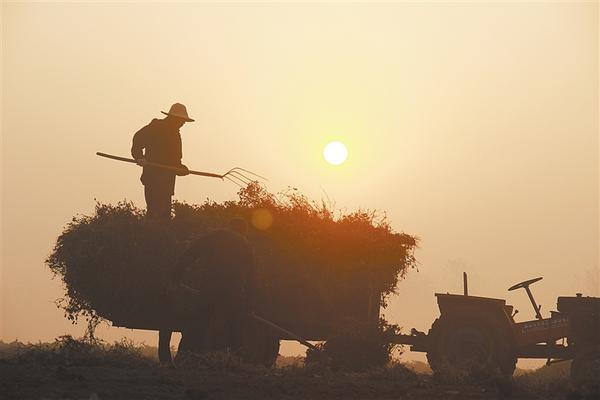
[1, 2, 598, 368]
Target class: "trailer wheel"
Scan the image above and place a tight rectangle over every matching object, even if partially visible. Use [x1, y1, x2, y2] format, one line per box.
[240, 318, 280, 367]
[571, 345, 600, 393]
[426, 316, 516, 380]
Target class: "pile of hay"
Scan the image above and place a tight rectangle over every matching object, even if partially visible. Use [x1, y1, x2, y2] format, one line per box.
[47, 183, 417, 336]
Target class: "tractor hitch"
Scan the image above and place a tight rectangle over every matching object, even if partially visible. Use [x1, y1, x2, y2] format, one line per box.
[392, 328, 429, 352]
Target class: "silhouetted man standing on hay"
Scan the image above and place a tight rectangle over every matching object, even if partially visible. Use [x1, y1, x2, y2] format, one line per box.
[171, 218, 256, 361]
[131, 103, 193, 220]
[131, 103, 193, 365]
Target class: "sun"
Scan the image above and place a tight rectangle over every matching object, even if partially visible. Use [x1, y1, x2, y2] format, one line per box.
[323, 141, 348, 166]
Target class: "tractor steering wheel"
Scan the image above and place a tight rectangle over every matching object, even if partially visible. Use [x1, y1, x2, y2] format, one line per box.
[508, 277, 543, 292]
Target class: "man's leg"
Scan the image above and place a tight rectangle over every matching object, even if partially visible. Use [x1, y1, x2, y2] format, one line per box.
[144, 185, 155, 218]
[203, 306, 229, 352]
[144, 185, 172, 220]
[158, 330, 173, 365]
[228, 310, 245, 353]
[176, 326, 206, 362]
[157, 190, 172, 220]
[174, 301, 212, 364]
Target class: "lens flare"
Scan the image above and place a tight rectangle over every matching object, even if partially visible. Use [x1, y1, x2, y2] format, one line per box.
[251, 208, 274, 230]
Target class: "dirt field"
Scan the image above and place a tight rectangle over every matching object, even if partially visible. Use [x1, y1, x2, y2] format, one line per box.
[0, 339, 592, 400]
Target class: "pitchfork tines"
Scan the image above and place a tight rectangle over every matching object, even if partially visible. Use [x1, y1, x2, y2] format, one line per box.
[221, 167, 267, 187]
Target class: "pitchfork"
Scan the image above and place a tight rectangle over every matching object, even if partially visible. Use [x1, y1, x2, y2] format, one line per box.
[96, 152, 266, 187]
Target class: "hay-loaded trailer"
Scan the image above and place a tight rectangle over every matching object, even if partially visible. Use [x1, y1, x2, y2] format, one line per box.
[94, 267, 600, 387]
[104, 276, 383, 365]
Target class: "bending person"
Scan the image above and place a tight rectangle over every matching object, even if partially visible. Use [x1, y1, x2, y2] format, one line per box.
[171, 218, 255, 360]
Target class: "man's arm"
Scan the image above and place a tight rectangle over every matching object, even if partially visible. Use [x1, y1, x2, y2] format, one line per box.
[171, 239, 207, 283]
[177, 133, 183, 161]
[131, 127, 147, 160]
[174, 134, 189, 176]
[242, 246, 257, 312]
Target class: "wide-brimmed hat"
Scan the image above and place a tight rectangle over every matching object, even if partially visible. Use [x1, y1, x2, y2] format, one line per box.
[161, 103, 194, 122]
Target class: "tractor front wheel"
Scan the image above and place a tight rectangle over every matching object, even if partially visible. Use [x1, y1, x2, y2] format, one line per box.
[426, 316, 516, 380]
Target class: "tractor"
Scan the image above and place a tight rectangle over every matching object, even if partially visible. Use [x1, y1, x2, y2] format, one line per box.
[396, 275, 600, 384]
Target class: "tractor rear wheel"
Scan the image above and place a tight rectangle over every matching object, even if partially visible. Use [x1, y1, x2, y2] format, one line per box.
[426, 316, 516, 380]
[571, 345, 600, 392]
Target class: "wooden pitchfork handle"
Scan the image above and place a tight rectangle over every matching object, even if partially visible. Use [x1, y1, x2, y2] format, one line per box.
[175, 283, 318, 351]
[250, 313, 320, 351]
[96, 152, 223, 179]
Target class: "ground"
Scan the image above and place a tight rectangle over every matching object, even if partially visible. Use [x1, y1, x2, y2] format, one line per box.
[0, 339, 594, 400]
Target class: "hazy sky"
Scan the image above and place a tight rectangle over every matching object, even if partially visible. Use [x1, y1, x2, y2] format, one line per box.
[1, 2, 598, 366]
